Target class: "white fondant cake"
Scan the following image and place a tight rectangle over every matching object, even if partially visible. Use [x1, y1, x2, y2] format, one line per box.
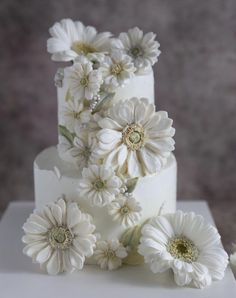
[32, 19, 178, 270]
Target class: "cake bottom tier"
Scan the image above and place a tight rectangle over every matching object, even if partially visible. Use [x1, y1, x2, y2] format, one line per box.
[34, 147, 177, 264]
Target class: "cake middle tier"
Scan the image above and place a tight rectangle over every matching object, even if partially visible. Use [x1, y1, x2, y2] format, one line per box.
[34, 147, 177, 244]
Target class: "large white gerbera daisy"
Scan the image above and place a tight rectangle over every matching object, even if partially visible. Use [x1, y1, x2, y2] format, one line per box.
[22, 198, 97, 275]
[138, 211, 229, 289]
[95, 97, 175, 178]
[77, 164, 122, 207]
[108, 193, 142, 227]
[94, 239, 128, 270]
[65, 58, 103, 101]
[111, 27, 161, 72]
[100, 50, 136, 90]
[47, 18, 112, 62]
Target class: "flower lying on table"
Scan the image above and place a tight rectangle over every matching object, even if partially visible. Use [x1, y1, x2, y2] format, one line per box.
[138, 210, 228, 289]
[22, 198, 97, 275]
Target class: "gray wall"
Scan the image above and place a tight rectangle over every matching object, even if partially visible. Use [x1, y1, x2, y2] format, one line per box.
[1, 0, 236, 251]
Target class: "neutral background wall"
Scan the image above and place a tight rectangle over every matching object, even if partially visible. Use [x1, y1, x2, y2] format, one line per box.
[1, 0, 236, 251]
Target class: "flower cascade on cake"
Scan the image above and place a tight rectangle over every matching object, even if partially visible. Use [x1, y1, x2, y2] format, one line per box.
[22, 18, 229, 287]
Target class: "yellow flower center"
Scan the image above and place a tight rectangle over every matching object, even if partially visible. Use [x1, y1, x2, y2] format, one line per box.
[130, 47, 142, 58]
[122, 124, 145, 151]
[48, 226, 73, 250]
[71, 41, 96, 55]
[111, 63, 123, 75]
[120, 205, 130, 215]
[105, 249, 116, 259]
[93, 179, 105, 191]
[80, 76, 89, 87]
[72, 111, 81, 119]
[82, 147, 91, 160]
[167, 236, 198, 263]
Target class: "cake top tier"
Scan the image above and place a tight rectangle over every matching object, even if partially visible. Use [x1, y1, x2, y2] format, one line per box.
[47, 19, 175, 179]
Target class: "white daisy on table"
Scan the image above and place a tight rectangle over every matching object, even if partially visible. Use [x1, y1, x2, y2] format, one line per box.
[62, 100, 91, 132]
[77, 164, 122, 207]
[100, 50, 136, 90]
[70, 131, 98, 169]
[65, 57, 103, 101]
[111, 27, 160, 72]
[95, 97, 175, 178]
[108, 193, 142, 227]
[47, 18, 112, 62]
[94, 239, 128, 270]
[22, 198, 97, 275]
[138, 210, 228, 289]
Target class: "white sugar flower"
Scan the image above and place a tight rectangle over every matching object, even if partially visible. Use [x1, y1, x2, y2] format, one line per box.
[100, 50, 136, 90]
[108, 194, 142, 227]
[111, 27, 160, 72]
[22, 198, 97, 275]
[94, 239, 128, 270]
[74, 52, 105, 70]
[70, 131, 98, 169]
[62, 100, 91, 132]
[65, 58, 103, 101]
[138, 211, 228, 289]
[58, 135, 72, 156]
[47, 18, 112, 62]
[77, 164, 122, 207]
[95, 97, 175, 178]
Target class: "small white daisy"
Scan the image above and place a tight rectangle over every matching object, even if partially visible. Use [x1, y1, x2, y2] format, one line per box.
[95, 97, 175, 178]
[94, 239, 128, 270]
[111, 27, 161, 72]
[77, 164, 122, 207]
[70, 131, 98, 169]
[62, 100, 91, 132]
[58, 135, 72, 157]
[138, 210, 228, 289]
[22, 198, 97, 275]
[74, 52, 105, 70]
[108, 194, 142, 227]
[65, 58, 103, 101]
[47, 18, 112, 62]
[100, 50, 136, 90]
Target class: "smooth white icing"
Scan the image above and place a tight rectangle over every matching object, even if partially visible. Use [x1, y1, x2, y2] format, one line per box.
[34, 146, 177, 263]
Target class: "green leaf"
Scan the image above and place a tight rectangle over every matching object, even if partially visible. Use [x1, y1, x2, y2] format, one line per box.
[126, 177, 139, 193]
[58, 125, 74, 145]
[120, 219, 150, 266]
[65, 88, 73, 102]
[91, 92, 115, 114]
[120, 203, 166, 265]
[120, 224, 143, 265]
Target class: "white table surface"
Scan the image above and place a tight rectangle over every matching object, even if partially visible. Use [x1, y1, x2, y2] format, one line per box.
[0, 201, 235, 298]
